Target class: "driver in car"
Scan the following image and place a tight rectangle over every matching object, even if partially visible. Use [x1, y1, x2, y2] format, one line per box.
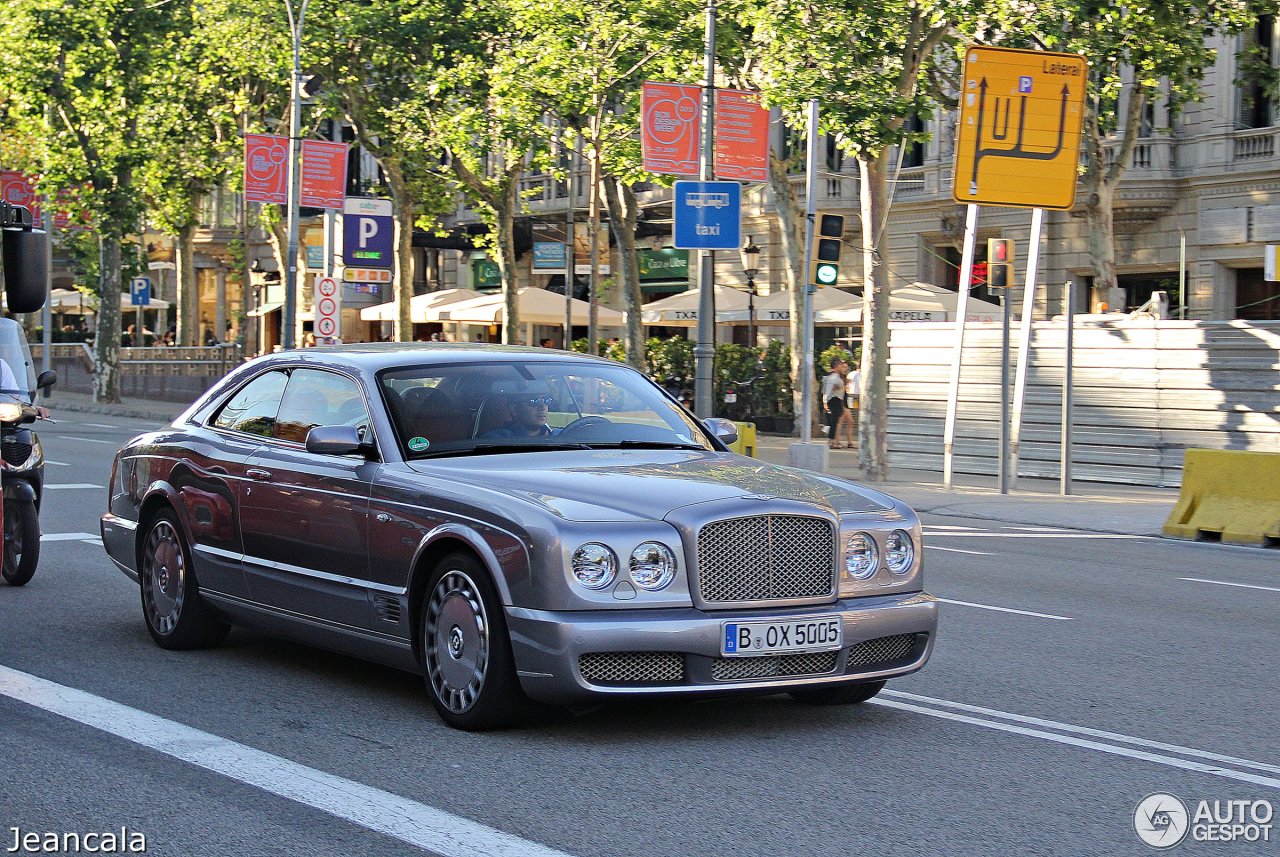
[483, 392, 560, 438]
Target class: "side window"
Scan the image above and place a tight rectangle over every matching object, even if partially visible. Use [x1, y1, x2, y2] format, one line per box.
[212, 371, 288, 437]
[275, 369, 369, 445]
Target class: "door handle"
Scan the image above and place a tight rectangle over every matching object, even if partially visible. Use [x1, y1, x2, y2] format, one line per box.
[375, 513, 391, 523]
[246, 468, 272, 481]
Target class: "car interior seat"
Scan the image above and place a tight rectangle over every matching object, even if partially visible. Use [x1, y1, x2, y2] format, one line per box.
[399, 386, 469, 444]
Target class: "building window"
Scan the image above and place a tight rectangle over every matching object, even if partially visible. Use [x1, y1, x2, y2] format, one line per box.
[900, 113, 926, 168]
[1239, 14, 1278, 130]
[1236, 268, 1280, 320]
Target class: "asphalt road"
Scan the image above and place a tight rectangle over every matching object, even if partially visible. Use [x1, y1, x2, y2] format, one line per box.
[1, 412, 1276, 856]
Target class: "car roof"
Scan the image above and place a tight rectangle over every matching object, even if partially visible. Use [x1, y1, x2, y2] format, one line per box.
[253, 343, 619, 375]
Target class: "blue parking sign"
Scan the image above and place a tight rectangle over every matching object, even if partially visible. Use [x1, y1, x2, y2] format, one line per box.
[130, 276, 151, 306]
[673, 181, 741, 250]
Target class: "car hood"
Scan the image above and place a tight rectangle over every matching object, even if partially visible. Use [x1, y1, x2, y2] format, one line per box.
[406, 450, 898, 522]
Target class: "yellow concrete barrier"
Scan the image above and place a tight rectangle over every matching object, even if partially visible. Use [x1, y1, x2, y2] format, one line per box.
[1164, 449, 1280, 546]
[728, 421, 757, 457]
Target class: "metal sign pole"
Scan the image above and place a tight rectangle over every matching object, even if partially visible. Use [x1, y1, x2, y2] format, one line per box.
[1010, 207, 1044, 487]
[1061, 280, 1074, 495]
[943, 203, 978, 488]
[799, 99, 819, 445]
[998, 290, 1011, 493]
[693, 0, 717, 417]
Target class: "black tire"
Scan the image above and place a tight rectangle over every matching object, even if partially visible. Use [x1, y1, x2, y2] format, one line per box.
[789, 680, 887, 706]
[1, 499, 40, 586]
[420, 552, 530, 731]
[139, 510, 229, 650]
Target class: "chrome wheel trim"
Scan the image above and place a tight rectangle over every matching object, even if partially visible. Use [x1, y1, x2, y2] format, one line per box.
[142, 520, 185, 635]
[424, 569, 490, 714]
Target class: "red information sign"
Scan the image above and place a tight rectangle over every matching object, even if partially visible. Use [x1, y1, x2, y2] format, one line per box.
[244, 134, 288, 205]
[300, 140, 349, 209]
[641, 82, 702, 177]
[714, 89, 770, 183]
[0, 171, 41, 226]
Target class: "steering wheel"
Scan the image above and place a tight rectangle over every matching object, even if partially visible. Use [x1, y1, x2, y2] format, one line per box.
[560, 415, 611, 435]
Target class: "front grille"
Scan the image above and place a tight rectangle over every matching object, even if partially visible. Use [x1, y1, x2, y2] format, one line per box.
[579, 652, 684, 685]
[1, 440, 31, 467]
[696, 515, 835, 604]
[846, 634, 918, 672]
[712, 651, 840, 681]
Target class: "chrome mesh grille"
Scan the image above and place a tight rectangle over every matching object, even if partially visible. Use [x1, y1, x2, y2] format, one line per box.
[712, 651, 839, 682]
[579, 652, 684, 685]
[696, 515, 835, 604]
[846, 634, 918, 671]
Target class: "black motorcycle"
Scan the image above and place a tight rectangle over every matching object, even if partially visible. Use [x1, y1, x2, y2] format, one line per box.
[0, 381, 52, 586]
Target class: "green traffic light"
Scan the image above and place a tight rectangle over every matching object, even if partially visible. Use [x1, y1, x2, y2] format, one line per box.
[815, 263, 838, 285]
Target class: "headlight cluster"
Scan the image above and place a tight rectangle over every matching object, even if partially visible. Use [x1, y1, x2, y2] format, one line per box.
[844, 529, 915, 582]
[571, 541, 678, 592]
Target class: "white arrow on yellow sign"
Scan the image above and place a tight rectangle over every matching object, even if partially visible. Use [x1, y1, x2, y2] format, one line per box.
[952, 45, 1088, 210]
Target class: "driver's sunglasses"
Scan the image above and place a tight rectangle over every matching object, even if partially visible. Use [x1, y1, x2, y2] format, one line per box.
[521, 396, 555, 407]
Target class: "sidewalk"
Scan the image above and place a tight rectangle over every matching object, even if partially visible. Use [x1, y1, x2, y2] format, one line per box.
[43, 389, 1179, 538]
[754, 435, 1178, 538]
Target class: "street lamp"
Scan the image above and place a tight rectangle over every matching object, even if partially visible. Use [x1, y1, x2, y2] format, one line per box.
[740, 235, 760, 350]
[282, 0, 311, 350]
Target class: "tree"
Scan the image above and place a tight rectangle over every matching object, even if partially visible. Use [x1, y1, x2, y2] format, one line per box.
[745, 0, 980, 479]
[0, 0, 180, 402]
[1004, 1, 1260, 302]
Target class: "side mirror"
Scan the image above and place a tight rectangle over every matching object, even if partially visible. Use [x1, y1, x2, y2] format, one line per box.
[1, 206, 48, 314]
[36, 370, 56, 391]
[703, 417, 739, 447]
[305, 424, 368, 456]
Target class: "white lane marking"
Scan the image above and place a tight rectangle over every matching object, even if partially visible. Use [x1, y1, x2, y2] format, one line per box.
[1179, 577, 1280, 594]
[0, 666, 574, 857]
[81, 423, 121, 429]
[41, 532, 100, 542]
[53, 435, 116, 445]
[924, 545, 993, 556]
[871, 699, 1280, 790]
[936, 597, 1073, 621]
[922, 525, 981, 531]
[881, 690, 1280, 779]
[43, 460, 71, 467]
[43, 483, 103, 490]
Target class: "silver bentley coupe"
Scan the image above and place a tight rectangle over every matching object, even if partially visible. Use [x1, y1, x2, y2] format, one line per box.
[101, 345, 937, 730]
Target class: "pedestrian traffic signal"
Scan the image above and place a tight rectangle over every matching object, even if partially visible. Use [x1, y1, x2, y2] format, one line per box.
[809, 212, 844, 287]
[987, 238, 1014, 288]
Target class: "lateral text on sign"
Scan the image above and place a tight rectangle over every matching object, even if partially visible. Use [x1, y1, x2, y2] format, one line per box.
[952, 46, 1087, 210]
[673, 181, 741, 250]
[342, 197, 393, 268]
[533, 241, 567, 271]
[301, 140, 349, 209]
[313, 276, 341, 342]
[244, 134, 288, 205]
[642, 82, 702, 177]
[714, 90, 769, 183]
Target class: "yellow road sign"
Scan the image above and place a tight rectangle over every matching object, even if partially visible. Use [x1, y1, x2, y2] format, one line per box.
[952, 45, 1088, 210]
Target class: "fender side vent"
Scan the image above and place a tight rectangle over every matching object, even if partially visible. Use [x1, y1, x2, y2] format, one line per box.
[372, 593, 401, 624]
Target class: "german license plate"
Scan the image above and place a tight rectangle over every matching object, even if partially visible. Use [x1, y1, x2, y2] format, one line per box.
[721, 617, 842, 657]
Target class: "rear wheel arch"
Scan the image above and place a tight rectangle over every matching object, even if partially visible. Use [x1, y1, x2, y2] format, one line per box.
[136, 491, 181, 570]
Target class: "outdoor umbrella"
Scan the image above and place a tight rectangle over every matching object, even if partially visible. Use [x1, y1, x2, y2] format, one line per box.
[637, 285, 750, 327]
[359, 288, 477, 322]
[437, 287, 624, 327]
[815, 282, 1002, 324]
[720, 288, 859, 325]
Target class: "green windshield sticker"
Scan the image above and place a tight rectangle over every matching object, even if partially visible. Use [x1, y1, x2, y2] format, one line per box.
[407, 436, 430, 452]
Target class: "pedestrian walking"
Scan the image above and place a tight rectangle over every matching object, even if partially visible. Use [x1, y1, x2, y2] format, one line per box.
[835, 361, 860, 449]
[822, 358, 847, 447]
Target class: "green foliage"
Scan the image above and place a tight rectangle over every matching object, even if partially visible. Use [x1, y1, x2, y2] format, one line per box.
[756, 339, 794, 417]
[645, 336, 695, 388]
[819, 344, 854, 374]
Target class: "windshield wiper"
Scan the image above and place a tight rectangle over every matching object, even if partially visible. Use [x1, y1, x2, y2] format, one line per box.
[588, 440, 708, 451]
[413, 442, 593, 459]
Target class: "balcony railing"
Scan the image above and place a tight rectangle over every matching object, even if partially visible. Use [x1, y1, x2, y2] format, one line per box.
[1232, 128, 1276, 162]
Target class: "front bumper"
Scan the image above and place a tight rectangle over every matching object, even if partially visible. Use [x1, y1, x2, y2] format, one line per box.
[506, 590, 938, 704]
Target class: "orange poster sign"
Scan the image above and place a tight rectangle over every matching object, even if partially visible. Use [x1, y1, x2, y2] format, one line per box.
[244, 134, 288, 205]
[0, 172, 41, 226]
[642, 82, 702, 177]
[715, 89, 769, 183]
[300, 139, 349, 209]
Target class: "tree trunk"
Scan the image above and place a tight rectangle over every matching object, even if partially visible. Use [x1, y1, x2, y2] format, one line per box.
[385, 161, 415, 342]
[1085, 177, 1118, 300]
[497, 167, 522, 345]
[857, 154, 890, 481]
[94, 236, 122, 403]
[602, 176, 644, 370]
[768, 151, 804, 434]
[175, 223, 197, 346]
[1082, 87, 1145, 306]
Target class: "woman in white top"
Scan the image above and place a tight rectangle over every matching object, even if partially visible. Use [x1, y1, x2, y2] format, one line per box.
[821, 358, 847, 447]
[835, 364, 860, 448]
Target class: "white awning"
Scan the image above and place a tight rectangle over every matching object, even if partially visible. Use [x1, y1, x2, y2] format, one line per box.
[246, 302, 283, 317]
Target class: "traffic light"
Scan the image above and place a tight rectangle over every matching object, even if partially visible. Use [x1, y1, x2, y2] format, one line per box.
[987, 238, 1014, 289]
[809, 211, 844, 287]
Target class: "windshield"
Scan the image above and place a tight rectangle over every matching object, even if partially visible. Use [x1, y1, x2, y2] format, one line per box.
[380, 359, 715, 458]
[0, 318, 37, 400]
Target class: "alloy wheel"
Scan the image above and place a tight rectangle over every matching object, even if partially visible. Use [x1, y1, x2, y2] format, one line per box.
[424, 569, 490, 714]
[142, 520, 185, 635]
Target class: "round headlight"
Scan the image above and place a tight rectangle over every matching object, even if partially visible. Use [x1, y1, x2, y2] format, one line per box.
[845, 532, 878, 580]
[885, 530, 915, 574]
[571, 543, 617, 590]
[629, 542, 677, 591]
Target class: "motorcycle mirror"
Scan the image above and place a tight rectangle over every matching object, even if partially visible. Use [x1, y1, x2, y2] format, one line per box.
[35, 370, 56, 391]
[1, 204, 49, 314]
